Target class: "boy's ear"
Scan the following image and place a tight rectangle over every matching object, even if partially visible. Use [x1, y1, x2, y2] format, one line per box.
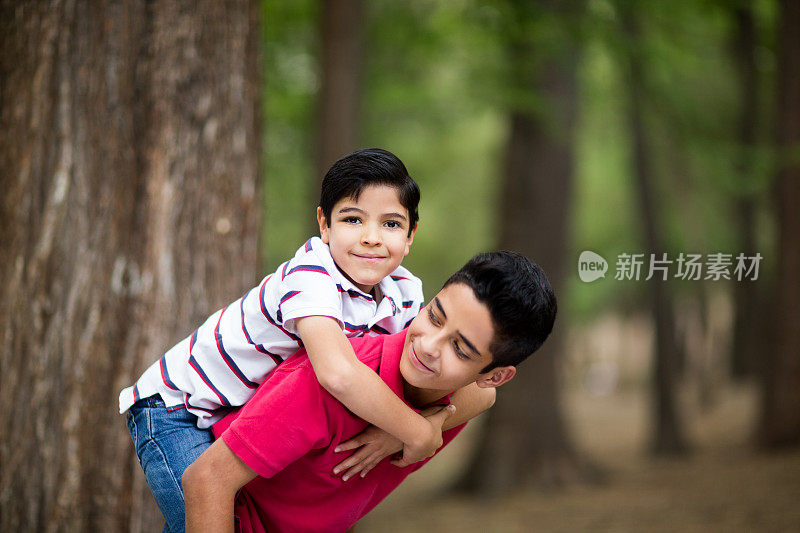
[475, 366, 516, 389]
[404, 221, 418, 256]
[316, 207, 330, 244]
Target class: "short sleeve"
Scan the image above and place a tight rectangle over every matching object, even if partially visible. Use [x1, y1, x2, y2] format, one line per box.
[217, 366, 331, 479]
[277, 261, 344, 334]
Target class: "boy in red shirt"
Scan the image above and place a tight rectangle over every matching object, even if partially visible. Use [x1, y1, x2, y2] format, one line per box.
[183, 251, 557, 532]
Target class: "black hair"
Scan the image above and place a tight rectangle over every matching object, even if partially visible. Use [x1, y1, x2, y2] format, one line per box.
[319, 148, 420, 236]
[444, 251, 557, 372]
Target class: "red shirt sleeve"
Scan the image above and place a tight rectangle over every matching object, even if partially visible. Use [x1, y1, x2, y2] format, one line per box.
[216, 365, 332, 479]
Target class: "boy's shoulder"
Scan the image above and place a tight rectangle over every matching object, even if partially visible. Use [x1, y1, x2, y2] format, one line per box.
[276, 237, 338, 281]
[384, 264, 424, 304]
[290, 236, 331, 264]
[272, 332, 390, 378]
[386, 264, 421, 285]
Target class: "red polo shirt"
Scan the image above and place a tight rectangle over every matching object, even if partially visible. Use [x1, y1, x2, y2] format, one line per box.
[212, 330, 464, 533]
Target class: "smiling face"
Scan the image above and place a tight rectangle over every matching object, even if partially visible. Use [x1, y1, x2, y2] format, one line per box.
[400, 283, 516, 401]
[317, 185, 417, 294]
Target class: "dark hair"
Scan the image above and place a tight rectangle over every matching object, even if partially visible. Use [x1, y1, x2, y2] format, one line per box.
[319, 148, 420, 236]
[444, 251, 557, 372]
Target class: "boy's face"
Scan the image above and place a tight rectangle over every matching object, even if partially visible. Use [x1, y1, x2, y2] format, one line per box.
[399, 282, 516, 396]
[317, 185, 416, 294]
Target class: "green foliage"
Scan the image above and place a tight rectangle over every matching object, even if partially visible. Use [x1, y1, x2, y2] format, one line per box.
[260, 0, 778, 318]
[361, 0, 506, 292]
[261, 0, 318, 270]
[566, 0, 778, 319]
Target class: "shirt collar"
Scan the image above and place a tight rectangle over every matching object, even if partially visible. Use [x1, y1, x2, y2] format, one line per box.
[309, 237, 406, 307]
[374, 274, 404, 318]
[307, 237, 375, 299]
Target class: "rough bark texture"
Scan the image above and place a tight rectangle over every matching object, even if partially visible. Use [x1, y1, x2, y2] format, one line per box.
[0, 1, 261, 531]
[315, 0, 363, 190]
[760, 0, 800, 448]
[458, 32, 595, 493]
[622, 7, 688, 455]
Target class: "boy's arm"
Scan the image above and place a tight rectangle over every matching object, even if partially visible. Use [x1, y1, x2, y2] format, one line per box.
[294, 316, 442, 462]
[440, 381, 495, 430]
[183, 438, 256, 533]
[333, 383, 494, 478]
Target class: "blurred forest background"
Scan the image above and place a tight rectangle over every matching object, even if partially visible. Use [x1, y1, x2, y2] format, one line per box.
[2, 0, 799, 531]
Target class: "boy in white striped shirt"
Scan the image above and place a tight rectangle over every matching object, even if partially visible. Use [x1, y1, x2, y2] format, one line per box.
[120, 148, 495, 532]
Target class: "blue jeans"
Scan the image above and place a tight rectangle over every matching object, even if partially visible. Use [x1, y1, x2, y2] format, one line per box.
[126, 395, 214, 533]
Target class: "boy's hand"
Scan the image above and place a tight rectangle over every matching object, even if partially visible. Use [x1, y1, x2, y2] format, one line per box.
[333, 426, 403, 481]
[392, 404, 455, 468]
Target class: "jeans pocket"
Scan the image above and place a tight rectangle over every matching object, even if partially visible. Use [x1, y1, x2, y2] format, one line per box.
[126, 410, 138, 444]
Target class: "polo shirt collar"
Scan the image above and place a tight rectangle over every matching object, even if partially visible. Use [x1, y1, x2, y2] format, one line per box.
[309, 237, 378, 301]
[310, 237, 404, 316]
[374, 273, 403, 319]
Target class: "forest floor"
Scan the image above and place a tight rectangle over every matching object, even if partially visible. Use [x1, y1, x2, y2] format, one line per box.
[359, 382, 800, 532]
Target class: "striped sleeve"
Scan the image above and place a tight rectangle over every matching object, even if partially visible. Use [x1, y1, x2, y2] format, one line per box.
[278, 260, 344, 334]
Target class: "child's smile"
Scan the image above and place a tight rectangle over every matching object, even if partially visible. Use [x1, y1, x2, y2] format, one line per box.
[318, 185, 416, 295]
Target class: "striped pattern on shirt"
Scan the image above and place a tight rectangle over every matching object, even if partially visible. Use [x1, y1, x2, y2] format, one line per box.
[118, 237, 424, 428]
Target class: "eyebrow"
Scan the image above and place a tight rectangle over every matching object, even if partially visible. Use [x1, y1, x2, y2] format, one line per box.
[457, 333, 480, 358]
[337, 207, 365, 215]
[433, 297, 481, 358]
[433, 297, 447, 319]
[337, 207, 407, 220]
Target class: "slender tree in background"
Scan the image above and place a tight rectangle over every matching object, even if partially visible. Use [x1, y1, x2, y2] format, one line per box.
[620, 3, 688, 455]
[730, 1, 761, 380]
[0, 1, 261, 531]
[315, 0, 364, 190]
[760, 0, 800, 448]
[459, 1, 594, 493]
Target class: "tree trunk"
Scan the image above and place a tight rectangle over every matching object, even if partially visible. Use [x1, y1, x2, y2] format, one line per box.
[760, 0, 800, 448]
[457, 26, 596, 493]
[0, 1, 261, 531]
[730, 2, 760, 380]
[620, 6, 689, 456]
[315, 0, 363, 189]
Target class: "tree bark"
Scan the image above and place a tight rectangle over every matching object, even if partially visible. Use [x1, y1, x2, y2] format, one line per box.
[457, 18, 595, 493]
[0, 1, 261, 531]
[760, 0, 800, 448]
[315, 0, 363, 191]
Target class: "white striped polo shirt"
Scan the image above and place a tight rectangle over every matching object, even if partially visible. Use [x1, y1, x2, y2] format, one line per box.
[118, 237, 424, 428]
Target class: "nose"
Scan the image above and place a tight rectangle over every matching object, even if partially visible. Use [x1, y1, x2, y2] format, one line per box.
[361, 223, 382, 246]
[418, 329, 444, 361]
